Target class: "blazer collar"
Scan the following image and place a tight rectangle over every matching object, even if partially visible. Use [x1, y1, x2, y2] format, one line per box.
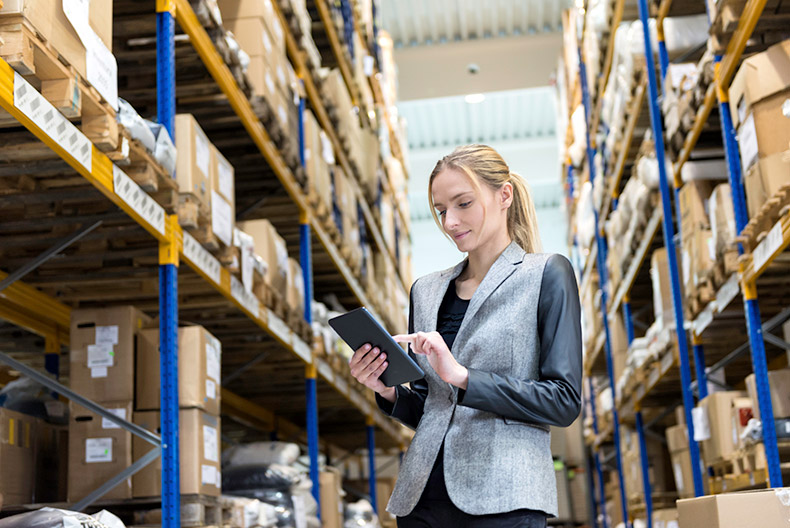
[424, 241, 527, 352]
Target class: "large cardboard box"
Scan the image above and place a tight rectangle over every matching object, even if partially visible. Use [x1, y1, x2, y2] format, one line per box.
[678, 488, 790, 528]
[745, 369, 790, 420]
[709, 184, 736, 258]
[0, 408, 36, 505]
[210, 145, 235, 247]
[319, 470, 343, 528]
[743, 151, 790, 218]
[217, 0, 284, 52]
[224, 16, 276, 58]
[246, 54, 279, 101]
[651, 248, 676, 330]
[736, 92, 790, 172]
[68, 401, 133, 502]
[35, 420, 68, 503]
[237, 219, 289, 299]
[70, 305, 151, 404]
[286, 258, 305, 315]
[728, 39, 790, 130]
[136, 326, 222, 415]
[0, 0, 113, 87]
[303, 109, 333, 210]
[175, 114, 212, 208]
[665, 424, 695, 498]
[698, 391, 747, 463]
[132, 409, 221, 497]
[678, 180, 714, 243]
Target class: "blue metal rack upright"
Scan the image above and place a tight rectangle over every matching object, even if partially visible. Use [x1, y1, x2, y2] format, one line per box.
[157, 1, 181, 525]
[367, 417, 378, 514]
[578, 48, 630, 527]
[635, 0, 705, 498]
[586, 376, 609, 528]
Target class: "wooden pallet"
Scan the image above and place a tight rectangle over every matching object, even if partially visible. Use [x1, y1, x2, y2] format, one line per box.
[736, 183, 790, 254]
[687, 276, 716, 319]
[177, 193, 220, 251]
[0, 17, 117, 148]
[130, 494, 222, 527]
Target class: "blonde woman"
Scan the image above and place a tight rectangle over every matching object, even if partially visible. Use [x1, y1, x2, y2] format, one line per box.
[350, 144, 582, 527]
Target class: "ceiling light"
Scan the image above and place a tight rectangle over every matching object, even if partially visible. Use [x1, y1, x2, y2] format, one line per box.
[464, 93, 485, 104]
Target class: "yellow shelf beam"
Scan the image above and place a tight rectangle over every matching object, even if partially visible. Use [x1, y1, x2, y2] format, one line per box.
[717, 0, 768, 91]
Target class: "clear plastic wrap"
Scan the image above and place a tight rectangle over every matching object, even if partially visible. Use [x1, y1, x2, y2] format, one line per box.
[663, 15, 710, 54]
[222, 442, 301, 468]
[116, 99, 156, 154]
[0, 508, 119, 528]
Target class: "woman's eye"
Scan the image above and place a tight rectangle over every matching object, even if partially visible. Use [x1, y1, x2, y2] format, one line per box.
[459, 201, 471, 208]
[438, 210, 447, 217]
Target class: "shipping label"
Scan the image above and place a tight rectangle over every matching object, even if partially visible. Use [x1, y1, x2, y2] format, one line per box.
[211, 191, 233, 246]
[95, 325, 119, 345]
[206, 335, 221, 382]
[102, 408, 127, 430]
[195, 125, 211, 178]
[203, 425, 219, 462]
[86, 437, 113, 463]
[87, 343, 114, 368]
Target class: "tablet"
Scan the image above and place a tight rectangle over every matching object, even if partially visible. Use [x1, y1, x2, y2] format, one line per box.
[328, 307, 425, 387]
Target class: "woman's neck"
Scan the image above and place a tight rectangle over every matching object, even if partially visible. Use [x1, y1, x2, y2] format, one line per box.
[462, 233, 512, 283]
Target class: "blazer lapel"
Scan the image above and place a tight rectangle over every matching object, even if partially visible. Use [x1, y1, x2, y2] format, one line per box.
[423, 257, 468, 333]
[452, 241, 526, 353]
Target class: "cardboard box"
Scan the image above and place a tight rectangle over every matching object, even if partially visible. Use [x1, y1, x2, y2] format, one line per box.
[698, 391, 747, 463]
[68, 401, 133, 502]
[666, 424, 695, 498]
[651, 248, 676, 330]
[0, 0, 113, 88]
[217, 0, 284, 52]
[70, 305, 151, 404]
[728, 39, 790, 130]
[175, 114, 212, 208]
[666, 424, 689, 454]
[237, 219, 289, 299]
[303, 109, 333, 210]
[653, 508, 679, 528]
[731, 397, 753, 450]
[743, 151, 790, 218]
[246, 54, 278, 101]
[678, 488, 790, 528]
[678, 180, 714, 243]
[136, 326, 222, 415]
[736, 92, 790, 172]
[132, 409, 221, 497]
[745, 369, 790, 420]
[210, 145, 235, 247]
[286, 258, 305, 315]
[709, 184, 736, 257]
[224, 16, 276, 58]
[319, 470, 344, 528]
[0, 408, 36, 505]
[35, 420, 68, 503]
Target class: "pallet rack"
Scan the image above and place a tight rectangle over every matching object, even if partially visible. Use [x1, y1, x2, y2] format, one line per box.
[566, 0, 790, 526]
[0, 0, 411, 524]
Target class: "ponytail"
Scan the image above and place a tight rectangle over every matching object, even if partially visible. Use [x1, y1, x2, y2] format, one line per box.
[507, 171, 543, 253]
[428, 144, 543, 253]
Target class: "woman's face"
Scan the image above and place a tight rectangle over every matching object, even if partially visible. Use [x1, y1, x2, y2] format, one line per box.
[431, 168, 506, 253]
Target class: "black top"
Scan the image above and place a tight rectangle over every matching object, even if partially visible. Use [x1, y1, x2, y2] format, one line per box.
[377, 253, 582, 430]
[436, 279, 470, 350]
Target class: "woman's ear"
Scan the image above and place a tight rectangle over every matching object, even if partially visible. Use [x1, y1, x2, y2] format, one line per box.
[500, 182, 514, 209]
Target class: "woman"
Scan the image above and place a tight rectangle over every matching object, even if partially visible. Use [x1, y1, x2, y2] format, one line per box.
[349, 144, 582, 527]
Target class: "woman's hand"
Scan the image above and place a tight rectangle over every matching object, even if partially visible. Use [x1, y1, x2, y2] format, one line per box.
[349, 344, 396, 401]
[393, 332, 469, 390]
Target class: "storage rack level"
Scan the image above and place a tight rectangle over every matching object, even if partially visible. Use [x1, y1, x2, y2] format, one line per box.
[0, 0, 411, 522]
[569, 0, 790, 525]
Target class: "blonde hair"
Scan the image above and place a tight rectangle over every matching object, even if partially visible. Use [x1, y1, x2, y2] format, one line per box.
[428, 144, 542, 253]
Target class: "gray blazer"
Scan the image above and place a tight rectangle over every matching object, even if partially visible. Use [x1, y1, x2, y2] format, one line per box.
[377, 241, 582, 517]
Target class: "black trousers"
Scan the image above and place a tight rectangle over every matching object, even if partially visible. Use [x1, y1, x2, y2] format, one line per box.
[397, 446, 549, 528]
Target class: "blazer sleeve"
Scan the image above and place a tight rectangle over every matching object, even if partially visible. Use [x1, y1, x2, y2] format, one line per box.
[457, 254, 583, 427]
[375, 281, 429, 429]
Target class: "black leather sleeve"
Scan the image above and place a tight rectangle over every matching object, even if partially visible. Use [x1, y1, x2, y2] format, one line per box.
[375, 282, 429, 429]
[457, 254, 583, 427]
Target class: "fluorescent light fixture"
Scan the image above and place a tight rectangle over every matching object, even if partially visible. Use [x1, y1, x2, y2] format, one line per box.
[464, 93, 485, 104]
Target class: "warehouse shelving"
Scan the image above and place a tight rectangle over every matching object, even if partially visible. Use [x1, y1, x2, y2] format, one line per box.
[0, 0, 413, 523]
[568, 0, 790, 525]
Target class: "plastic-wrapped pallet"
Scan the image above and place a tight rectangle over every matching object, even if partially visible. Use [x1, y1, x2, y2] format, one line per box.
[223, 442, 301, 468]
[344, 500, 381, 528]
[0, 508, 123, 528]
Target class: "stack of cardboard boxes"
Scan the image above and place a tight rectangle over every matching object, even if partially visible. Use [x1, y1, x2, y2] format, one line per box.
[175, 114, 236, 250]
[133, 326, 223, 497]
[303, 108, 334, 214]
[696, 391, 750, 466]
[678, 180, 716, 307]
[728, 39, 790, 219]
[66, 307, 223, 501]
[665, 420, 697, 499]
[745, 367, 790, 438]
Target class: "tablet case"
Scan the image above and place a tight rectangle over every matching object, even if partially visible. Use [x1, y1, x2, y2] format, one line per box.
[328, 307, 425, 387]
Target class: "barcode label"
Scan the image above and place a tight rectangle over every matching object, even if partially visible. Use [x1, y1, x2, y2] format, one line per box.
[182, 232, 222, 284]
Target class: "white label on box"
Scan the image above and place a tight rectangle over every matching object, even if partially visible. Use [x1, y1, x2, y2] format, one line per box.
[206, 336, 221, 382]
[87, 343, 114, 368]
[13, 72, 92, 172]
[267, 309, 291, 344]
[752, 220, 783, 273]
[785, 421, 790, 434]
[183, 232, 222, 284]
[206, 379, 217, 399]
[216, 469, 222, 488]
[673, 461, 684, 494]
[265, 71, 276, 96]
[86, 437, 113, 463]
[195, 125, 211, 178]
[95, 325, 119, 345]
[278, 105, 287, 128]
[86, 33, 119, 110]
[211, 191, 233, 246]
[363, 55, 375, 77]
[241, 250, 253, 293]
[737, 113, 759, 173]
[91, 367, 108, 378]
[112, 165, 166, 236]
[201, 464, 217, 485]
[262, 30, 273, 55]
[682, 251, 691, 284]
[102, 408, 127, 430]
[203, 425, 218, 462]
[217, 156, 234, 200]
[293, 339, 311, 363]
[716, 274, 739, 313]
[692, 407, 711, 442]
[668, 522, 679, 528]
[231, 275, 260, 318]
